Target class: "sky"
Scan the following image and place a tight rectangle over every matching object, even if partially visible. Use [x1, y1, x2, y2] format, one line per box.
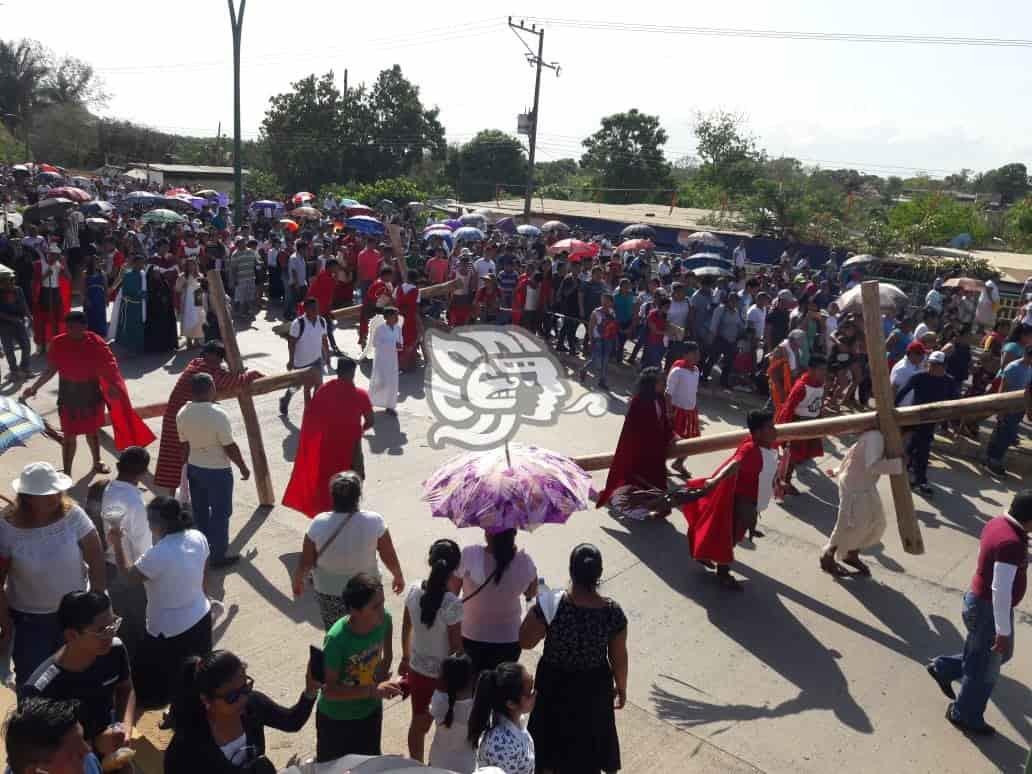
[4, 0, 1032, 179]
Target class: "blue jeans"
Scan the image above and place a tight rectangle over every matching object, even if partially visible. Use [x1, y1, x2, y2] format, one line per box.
[933, 592, 1013, 727]
[583, 339, 613, 384]
[10, 609, 62, 688]
[187, 465, 234, 561]
[987, 412, 1022, 465]
[642, 341, 666, 370]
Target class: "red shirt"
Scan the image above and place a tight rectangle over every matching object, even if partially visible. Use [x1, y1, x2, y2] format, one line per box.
[646, 309, 667, 345]
[971, 516, 1028, 607]
[357, 248, 383, 282]
[425, 257, 450, 285]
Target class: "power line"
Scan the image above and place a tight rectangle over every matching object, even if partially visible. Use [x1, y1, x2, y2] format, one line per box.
[523, 17, 1032, 48]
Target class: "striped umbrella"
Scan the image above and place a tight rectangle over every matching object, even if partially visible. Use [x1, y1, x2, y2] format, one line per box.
[0, 398, 58, 453]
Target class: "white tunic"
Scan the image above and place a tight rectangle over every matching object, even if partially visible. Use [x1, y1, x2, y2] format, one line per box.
[794, 384, 824, 418]
[177, 274, 206, 339]
[369, 321, 403, 409]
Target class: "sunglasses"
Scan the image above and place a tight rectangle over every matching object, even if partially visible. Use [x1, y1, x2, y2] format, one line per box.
[218, 675, 255, 704]
[87, 616, 123, 638]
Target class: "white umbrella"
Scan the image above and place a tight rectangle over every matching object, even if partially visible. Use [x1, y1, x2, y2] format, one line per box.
[685, 231, 725, 248]
[842, 254, 880, 268]
[834, 282, 907, 315]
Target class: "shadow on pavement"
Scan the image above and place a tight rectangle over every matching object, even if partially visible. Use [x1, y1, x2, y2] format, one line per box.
[368, 412, 408, 456]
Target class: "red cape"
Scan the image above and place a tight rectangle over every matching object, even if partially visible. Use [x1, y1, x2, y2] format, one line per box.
[309, 270, 337, 316]
[282, 380, 371, 517]
[775, 372, 818, 425]
[48, 332, 156, 449]
[31, 261, 72, 344]
[596, 394, 673, 507]
[681, 438, 764, 564]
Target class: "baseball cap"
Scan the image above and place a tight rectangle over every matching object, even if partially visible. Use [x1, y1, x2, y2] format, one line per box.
[928, 351, 946, 364]
[906, 341, 926, 355]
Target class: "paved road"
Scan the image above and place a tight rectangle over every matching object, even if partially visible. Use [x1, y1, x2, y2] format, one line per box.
[2, 310, 1029, 773]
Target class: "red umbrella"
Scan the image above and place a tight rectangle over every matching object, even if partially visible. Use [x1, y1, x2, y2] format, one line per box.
[38, 163, 61, 173]
[345, 204, 374, 217]
[46, 186, 91, 203]
[279, 218, 299, 232]
[165, 187, 190, 197]
[616, 238, 654, 253]
[547, 239, 600, 262]
[292, 191, 315, 205]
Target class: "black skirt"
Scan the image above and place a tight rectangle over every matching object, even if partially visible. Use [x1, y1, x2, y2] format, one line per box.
[528, 660, 621, 773]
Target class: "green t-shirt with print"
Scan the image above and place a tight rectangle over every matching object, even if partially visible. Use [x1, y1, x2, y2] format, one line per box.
[317, 611, 391, 721]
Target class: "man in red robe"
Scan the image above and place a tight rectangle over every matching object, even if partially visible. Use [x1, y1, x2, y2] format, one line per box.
[30, 244, 72, 352]
[22, 311, 156, 474]
[680, 410, 779, 591]
[152, 340, 262, 491]
[283, 355, 373, 517]
[309, 259, 342, 353]
[774, 355, 827, 498]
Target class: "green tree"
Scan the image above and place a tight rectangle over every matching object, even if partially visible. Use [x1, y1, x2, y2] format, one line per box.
[888, 194, 989, 250]
[446, 130, 526, 202]
[245, 168, 284, 201]
[1004, 196, 1032, 249]
[580, 109, 673, 204]
[693, 110, 762, 198]
[974, 162, 1029, 204]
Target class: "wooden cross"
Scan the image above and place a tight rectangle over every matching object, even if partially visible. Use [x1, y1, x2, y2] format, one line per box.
[206, 269, 276, 506]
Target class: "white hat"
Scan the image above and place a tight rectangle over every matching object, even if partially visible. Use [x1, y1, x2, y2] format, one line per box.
[46, 243, 61, 254]
[928, 351, 946, 364]
[12, 462, 73, 496]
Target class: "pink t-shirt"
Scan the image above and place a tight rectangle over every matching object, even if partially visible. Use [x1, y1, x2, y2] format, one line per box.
[459, 545, 537, 643]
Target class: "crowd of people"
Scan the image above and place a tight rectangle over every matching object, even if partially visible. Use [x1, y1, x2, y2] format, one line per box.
[0, 166, 1030, 771]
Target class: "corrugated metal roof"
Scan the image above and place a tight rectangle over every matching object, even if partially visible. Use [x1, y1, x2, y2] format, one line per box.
[127, 163, 249, 175]
[463, 197, 749, 235]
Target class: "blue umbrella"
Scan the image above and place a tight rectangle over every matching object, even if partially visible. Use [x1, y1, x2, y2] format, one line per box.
[682, 253, 733, 272]
[249, 199, 283, 210]
[516, 224, 541, 237]
[495, 217, 516, 234]
[459, 213, 487, 228]
[422, 228, 454, 247]
[0, 397, 51, 453]
[346, 215, 385, 235]
[453, 226, 485, 242]
[81, 200, 113, 216]
[423, 222, 453, 233]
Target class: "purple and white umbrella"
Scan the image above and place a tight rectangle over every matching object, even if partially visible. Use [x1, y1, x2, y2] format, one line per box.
[422, 443, 595, 533]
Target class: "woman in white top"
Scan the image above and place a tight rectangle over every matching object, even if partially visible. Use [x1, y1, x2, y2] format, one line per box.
[429, 653, 476, 773]
[0, 462, 105, 686]
[468, 662, 536, 774]
[109, 495, 212, 708]
[292, 471, 404, 630]
[401, 538, 463, 762]
[459, 529, 537, 674]
[176, 257, 207, 347]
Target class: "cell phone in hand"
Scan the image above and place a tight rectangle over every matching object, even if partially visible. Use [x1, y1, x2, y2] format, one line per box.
[308, 645, 325, 683]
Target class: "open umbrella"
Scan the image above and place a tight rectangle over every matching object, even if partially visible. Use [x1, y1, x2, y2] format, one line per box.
[942, 277, 984, 292]
[346, 215, 385, 236]
[35, 171, 63, 184]
[81, 200, 114, 216]
[683, 253, 733, 272]
[345, 205, 375, 218]
[541, 220, 569, 233]
[495, 217, 516, 235]
[338, 198, 360, 207]
[616, 238, 654, 253]
[85, 217, 111, 230]
[165, 187, 190, 197]
[621, 223, 656, 239]
[11, 164, 29, 173]
[547, 238, 599, 261]
[47, 186, 91, 203]
[279, 218, 299, 233]
[422, 443, 595, 532]
[684, 231, 725, 249]
[841, 254, 880, 269]
[159, 196, 196, 213]
[290, 206, 322, 221]
[453, 226, 485, 242]
[194, 188, 219, 198]
[691, 265, 733, 279]
[423, 222, 453, 233]
[68, 176, 94, 188]
[38, 163, 61, 173]
[141, 208, 186, 225]
[459, 213, 487, 229]
[291, 191, 315, 205]
[834, 282, 907, 315]
[516, 224, 541, 238]
[0, 397, 57, 453]
[422, 228, 453, 247]
[22, 198, 76, 224]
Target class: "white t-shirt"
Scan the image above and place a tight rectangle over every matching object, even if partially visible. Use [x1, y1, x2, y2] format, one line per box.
[473, 258, 496, 280]
[289, 315, 326, 368]
[745, 304, 766, 340]
[0, 505, 95, 614]
[666, 364, 700, 410]
[177, 402, 234, 470]
[404, 584, 463, 678]
[429, 692, 475, 773]
[100, 480, 152, 566]
[524, 286, 540, 312]
[135, 529, 211, 637]
[305, 510, 386, 595]
[732, 245, 747, 268]
[667, 300, 691, 329]
[891, 358, 924, 407]
[458, 545, 536, 644]
[288, 252, 307, 287]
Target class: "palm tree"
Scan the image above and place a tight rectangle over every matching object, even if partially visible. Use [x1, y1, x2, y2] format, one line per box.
[0, 39, 51, 154]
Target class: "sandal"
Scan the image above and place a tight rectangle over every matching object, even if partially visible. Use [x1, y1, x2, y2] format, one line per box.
[716, 571, 744, 591]
[93, 461, 111, 474]
[842, 555, 872, 577]
[820, 554, 849, 577]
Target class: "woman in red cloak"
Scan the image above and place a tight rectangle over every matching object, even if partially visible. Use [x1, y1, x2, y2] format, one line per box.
[595, 367, 675, 519]
[395, 270, 422, 371]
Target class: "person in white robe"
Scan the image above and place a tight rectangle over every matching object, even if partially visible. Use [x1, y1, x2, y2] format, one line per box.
[821, 429, 903, 576]
[369, 306, 403, 414]
[175, 258, 207, 346]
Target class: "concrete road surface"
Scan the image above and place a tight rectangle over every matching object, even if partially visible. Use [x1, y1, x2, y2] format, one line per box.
[1, 310, 1028, 774]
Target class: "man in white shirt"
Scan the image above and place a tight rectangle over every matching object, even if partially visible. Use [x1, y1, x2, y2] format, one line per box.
[732, 239, 747, 270]
[666, 342, 702, 474]
[890, 341, 927, 407]
[925, 280, 944, 314]
[746, 292, 770, 346]
[472, 253, 496, 290]
[177, 373, 250, 568]
[285, 240, 310, 321]
[280, 297, 329, 416]
[913, 308, 940, 342]
[100, 446, 152, 659]
[665, 283, 692, 368]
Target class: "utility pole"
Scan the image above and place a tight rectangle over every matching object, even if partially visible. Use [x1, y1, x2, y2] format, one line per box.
[228, 0, 246, 226]
[508, 17, 559, 220]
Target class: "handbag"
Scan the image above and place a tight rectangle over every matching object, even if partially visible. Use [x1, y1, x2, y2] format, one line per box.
[313, 513, 353, 567]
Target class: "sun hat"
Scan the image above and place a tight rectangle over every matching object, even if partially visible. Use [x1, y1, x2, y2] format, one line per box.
[12, 462, 73, 496]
